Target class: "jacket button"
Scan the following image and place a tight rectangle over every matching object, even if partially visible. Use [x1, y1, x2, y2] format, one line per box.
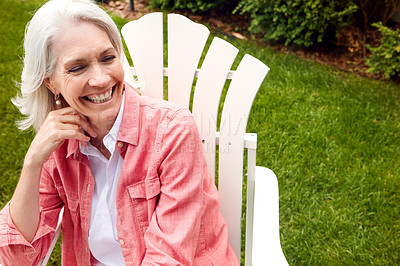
[119, 239, 125, 245]
[117, 142, 123, 148]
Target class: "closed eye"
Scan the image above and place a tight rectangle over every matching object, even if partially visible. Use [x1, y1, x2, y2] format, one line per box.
[102, 55, 116, 63]
[69, 65, 85, 73]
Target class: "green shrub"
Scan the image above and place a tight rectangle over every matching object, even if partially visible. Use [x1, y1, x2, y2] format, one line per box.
[366, 22, 400, 80]
[149, 0, 240, 14]
[235, 0, 358, 47]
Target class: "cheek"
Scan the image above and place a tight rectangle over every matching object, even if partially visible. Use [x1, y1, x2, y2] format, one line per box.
[113, 61, 125, 81]
[59, 78, 83, 102]
[118, 67, 125, 81]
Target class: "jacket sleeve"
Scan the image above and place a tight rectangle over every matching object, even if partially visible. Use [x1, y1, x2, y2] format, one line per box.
[141, 108, 206, 265]
[0, 161, 63, 265]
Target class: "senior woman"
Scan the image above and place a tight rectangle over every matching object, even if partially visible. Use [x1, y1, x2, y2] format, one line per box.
[0, 0, 239, 265]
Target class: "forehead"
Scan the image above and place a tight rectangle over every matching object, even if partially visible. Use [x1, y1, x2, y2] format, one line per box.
[53, 22, 114, 63]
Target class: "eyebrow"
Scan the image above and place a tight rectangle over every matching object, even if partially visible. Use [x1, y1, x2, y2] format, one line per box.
[64, 47, 117, 66]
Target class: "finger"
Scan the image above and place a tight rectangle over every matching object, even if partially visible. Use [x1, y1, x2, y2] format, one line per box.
[58, 113, 97, 138]
[56, 124, 91, 142]
[74, 113, 97, 138]
[68, 111, 98, 138]
[64, 130, 91, 142]
[80, 140, 88, 147]
[51, 106, 76, 115]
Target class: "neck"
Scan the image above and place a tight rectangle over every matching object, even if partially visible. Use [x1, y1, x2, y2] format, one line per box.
[89, 119, 115, 160]
[89, 115, 115, 139]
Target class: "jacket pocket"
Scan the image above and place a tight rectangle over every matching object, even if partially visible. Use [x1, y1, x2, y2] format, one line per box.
[127, 177, 161, 232]
[55, 184, 79, 226]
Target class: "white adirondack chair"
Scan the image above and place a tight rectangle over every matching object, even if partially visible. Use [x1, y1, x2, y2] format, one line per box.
[36, 12, 288, 266]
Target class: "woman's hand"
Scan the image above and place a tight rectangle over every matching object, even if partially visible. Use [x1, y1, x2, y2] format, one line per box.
[25, 107, 97, 168]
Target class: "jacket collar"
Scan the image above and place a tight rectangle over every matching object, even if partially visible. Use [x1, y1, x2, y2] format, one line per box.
[117, 83, 139, 146]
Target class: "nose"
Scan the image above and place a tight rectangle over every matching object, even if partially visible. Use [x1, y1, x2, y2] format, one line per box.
[88, 64, 110, 87]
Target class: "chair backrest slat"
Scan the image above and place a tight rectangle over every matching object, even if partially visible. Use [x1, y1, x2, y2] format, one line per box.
[192, 37, 238, 180]
[121, 12, 164, 99]
[218, 54, 270, 257]
[167, 14, 210, 107]
[121, 14, 270, 260]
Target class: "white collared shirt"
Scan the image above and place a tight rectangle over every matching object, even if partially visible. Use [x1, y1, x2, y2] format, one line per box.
[80, 94, 126, 266]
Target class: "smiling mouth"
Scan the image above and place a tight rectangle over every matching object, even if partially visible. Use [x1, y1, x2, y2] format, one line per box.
[84, 86, 115, 104]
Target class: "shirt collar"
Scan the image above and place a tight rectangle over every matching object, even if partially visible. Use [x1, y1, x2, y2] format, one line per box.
[66, 83, 140, 159]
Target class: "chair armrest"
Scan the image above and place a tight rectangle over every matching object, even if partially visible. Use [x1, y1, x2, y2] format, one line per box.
[38, 207, 64, 266]
[252, 166, 288, 266]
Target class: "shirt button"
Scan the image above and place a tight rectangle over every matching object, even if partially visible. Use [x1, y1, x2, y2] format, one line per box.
[119, 239, 125, 246]
[117, 142, 123, 148]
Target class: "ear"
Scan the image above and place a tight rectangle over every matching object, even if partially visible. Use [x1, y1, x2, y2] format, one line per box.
[43, 77, 59, 95]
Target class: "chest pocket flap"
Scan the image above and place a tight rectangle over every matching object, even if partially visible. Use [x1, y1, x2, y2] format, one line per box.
[128, 177, 160, 200]
[127, 178, 161, 230]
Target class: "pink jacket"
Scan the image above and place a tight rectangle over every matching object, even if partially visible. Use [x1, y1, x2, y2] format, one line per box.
[0, 85, 239, 265]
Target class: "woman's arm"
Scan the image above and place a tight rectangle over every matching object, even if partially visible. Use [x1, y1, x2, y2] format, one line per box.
[9, 156, 43, 243]
[0, 162, 62, 265]
[141, 108, 206, 265]
[9, 107, 96, 242]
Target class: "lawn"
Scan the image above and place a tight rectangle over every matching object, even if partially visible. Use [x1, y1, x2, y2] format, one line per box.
[0, 0, 399, 265]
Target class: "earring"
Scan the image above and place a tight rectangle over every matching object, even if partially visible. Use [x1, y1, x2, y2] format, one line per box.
[55, 94, 61, 106]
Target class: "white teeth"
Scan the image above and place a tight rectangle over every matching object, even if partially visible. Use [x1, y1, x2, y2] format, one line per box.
[86, 88, 113, 104]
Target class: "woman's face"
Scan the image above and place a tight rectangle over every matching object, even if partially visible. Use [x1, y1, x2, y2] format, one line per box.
[45, 22, 124, 127]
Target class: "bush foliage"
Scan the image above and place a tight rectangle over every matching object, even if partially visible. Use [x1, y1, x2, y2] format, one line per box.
[150, 0, 400, 81]
[149, 0, 239, 14]
[366, 22, 400, 80]
[235, 0, 358, 47]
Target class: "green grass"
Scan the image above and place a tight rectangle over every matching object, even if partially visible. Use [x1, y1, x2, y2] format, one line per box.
[231, 41, 400, 264]
[0, 0, 37, 204]
[1, 0, 400, 265]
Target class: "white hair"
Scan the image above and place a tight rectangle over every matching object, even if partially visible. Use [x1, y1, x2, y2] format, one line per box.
[12, 0, 123, 131]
